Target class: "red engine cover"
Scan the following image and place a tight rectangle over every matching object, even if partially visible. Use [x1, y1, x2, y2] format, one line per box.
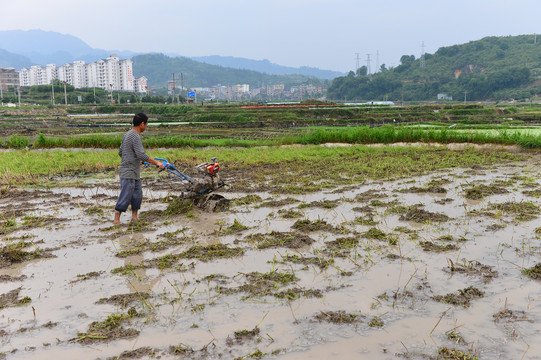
[206, 162, 220, 175]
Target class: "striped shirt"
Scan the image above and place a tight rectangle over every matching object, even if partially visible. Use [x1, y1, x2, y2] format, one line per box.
[118, 129, 149, 179]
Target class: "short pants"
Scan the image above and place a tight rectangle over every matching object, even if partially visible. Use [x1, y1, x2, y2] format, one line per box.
[115, 178, 143, 212]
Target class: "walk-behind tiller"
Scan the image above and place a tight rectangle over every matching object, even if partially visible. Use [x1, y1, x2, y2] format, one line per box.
[143, 157, 229, 211]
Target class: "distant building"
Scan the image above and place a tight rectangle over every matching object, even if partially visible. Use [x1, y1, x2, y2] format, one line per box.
[437, 93, 453, 101]
[19, 54, 135, 92]
[0, 68, 19, 92]
[135, 76, 148, 94]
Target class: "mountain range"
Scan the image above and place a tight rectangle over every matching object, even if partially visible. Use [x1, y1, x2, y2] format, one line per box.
[0, 29, 343, 81]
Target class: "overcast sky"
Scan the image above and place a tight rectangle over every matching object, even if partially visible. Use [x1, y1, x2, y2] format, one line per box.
[2, 0, 540, 73]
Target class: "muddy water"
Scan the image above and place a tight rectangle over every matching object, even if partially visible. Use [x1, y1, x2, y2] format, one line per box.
[1, 157, 541, 360]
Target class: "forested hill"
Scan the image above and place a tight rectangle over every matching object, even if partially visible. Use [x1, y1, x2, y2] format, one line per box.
[327, 35, 541, 102]
[132, 53, 318, 88]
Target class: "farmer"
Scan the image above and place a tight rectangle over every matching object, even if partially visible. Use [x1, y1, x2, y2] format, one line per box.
[114, 113, 164, 224]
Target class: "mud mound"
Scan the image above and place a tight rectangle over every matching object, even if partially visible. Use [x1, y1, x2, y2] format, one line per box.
[245, 231, 314, 249]
[312, 311, 362, 324]
[432, 286, 484, 308]
[464, 183, 509, 199]
[522, 263, 541, 279]
[400, 207, 450, 223]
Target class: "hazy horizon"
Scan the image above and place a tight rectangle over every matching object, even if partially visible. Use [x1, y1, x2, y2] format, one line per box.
[1, 0, 540, 73]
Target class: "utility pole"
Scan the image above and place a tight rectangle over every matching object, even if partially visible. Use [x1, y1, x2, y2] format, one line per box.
[181, 73, 184, 103]
[172, 73, 176, 103]
[464, 91, 467, 104]
[51, 82, 55, 105]
[17, 86, 20, 106]
[64, 81, 67, 105]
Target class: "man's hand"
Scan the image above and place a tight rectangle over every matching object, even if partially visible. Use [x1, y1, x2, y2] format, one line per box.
[149, 158, 165, 170]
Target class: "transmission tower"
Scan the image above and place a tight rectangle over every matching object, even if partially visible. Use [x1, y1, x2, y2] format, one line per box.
[375, 51, 380, 73]
[355, 53, 361, 72]
[366, 54, 371, 75]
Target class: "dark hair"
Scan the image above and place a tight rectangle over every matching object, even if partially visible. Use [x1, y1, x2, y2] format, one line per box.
[133, 113, 149, 126]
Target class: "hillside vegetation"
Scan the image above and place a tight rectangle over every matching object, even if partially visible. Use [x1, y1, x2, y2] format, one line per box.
[327, 35, 541, 102]
[132, 53, 322, 88]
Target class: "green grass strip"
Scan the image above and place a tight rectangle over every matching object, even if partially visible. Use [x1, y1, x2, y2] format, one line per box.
[0, 145, 521, 186]
[5, 125, 541, 150]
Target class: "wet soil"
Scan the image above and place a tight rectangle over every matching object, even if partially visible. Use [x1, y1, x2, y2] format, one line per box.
[1, 150, 541, 360]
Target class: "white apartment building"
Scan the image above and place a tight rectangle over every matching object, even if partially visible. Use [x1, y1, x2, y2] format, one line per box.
[45, 64, 57, 84]
[56, 63, 72, 85]
[72, 61, 86, 88]
[19, 54, 135, 92]
[85, 62, 99, 88]
[19, 64, 57, 86]
[118, 57, 134, 91]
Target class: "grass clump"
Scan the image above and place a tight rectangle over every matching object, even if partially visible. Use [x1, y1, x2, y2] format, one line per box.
[368, 316, 384, 328]
[227, 327, 261, 346]
[438, 347, 479, 360]
[164, 197, 195, 216]
[220, 271, 298, 299]
[73, 308, 140, 344]
[111, 263, 144, 276]
[313, 311, 361, 324]
[420, 241, 459, 252]
[387, 204, 450, 223]
[291, 219, 336, 233]
[432, 286, 484, 308]
[464, 183, 509, 200]
[180, 243, 244, 261]
[245, 231, 314, 249]
[277, 208, 304, 218]
[350, 216, 377, 226]
[220, 219, 249, 234]
[85, 206, 105, 216]
[489, 201, 540, 221]
[233, 195, 263, 206]
[522, 263, 541, 279]
[0, 241, 53, 267]
[363, 227, 387, 240]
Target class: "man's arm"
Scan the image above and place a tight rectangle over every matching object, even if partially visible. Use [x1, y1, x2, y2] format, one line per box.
[130, 132, 164, 169]
[146, 157, 165, 169]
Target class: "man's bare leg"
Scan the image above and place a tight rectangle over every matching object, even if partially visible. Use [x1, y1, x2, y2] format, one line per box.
[131, 209, 138, 222]
[114, 210, 121, 225]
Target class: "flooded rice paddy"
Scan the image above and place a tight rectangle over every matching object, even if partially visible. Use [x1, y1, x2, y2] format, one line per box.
[1, 149, 541, 360]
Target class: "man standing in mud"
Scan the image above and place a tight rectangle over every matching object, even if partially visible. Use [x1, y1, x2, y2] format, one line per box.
[114, 113, 164, 224]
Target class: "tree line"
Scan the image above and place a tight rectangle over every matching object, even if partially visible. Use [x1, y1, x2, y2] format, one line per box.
[327, 35, 541, 102]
